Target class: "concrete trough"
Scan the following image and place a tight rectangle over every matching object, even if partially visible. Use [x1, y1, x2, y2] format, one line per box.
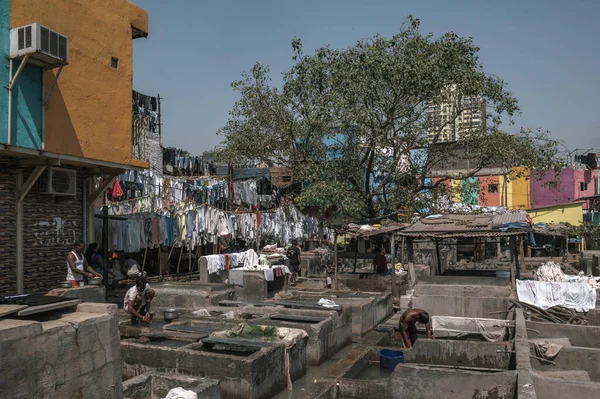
[410, 277, 512, 320]
[389, 364, 517, 399]
[288, 290, 393, 336]
[150, 282, 236, 311]
[529, 343, 600, 382]
[171, 306, 352, 366]
[322, 337, 514, 399]
[121, 328, 308, 399]
[123, 372, 221, 399]
[526, 321, 600, 349]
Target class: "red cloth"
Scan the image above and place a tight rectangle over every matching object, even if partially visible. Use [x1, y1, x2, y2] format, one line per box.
[111, 178, 124, 201]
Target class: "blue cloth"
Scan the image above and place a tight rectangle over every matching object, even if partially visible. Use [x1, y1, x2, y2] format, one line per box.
[492, 222, 530, 231]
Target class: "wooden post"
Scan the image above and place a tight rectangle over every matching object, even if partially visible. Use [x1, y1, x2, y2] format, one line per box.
[102, 206, 109, 299]
[497, 239, 502, 259]
[406, 237, 414, 263]
[390, 233, 398, 300]
[509, 236, 517, 289]
[400, 236, 405, 267]
[141, 247, 148, 273]
[334, 232, 339, 290]
[435, 238, 442, 275]
[353, 241, 359, 273]
[159, 245, 163, 277]
[518, 236, 525, 280]
[167, 245, 175, 275]
[176, 247, 183, 282]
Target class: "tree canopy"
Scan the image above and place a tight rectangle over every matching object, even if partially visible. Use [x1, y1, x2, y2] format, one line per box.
[219, 17, 562, 222]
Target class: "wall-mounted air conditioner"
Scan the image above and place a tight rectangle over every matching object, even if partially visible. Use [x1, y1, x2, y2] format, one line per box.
[10, 23, 68, 68]
[39, 167, 77, 196]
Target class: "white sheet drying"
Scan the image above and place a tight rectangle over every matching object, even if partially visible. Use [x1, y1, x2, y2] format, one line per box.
[431, 316, 509, 342]
[516, 279, 597, 312]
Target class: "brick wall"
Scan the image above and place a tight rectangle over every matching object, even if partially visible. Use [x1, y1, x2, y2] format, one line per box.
[0, 158, 17, 293]
[0, 157, 86, 294]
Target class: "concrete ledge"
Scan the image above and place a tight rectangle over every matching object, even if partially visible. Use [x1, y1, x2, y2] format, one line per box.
[123, 372, 220, 399]
[527, 321, 600, 349]
[389, 364, 517, 399]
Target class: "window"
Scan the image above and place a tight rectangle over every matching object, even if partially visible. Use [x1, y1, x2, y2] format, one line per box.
[111, 57, 119, 69]
[282, 176, 292, 183]
[488, 184, 498, 193]
[581, 182, 588, 191]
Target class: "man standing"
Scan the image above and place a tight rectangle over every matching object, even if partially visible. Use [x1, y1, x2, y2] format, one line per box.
[373, 248, 388, 274]
[399, 309, 432, 348]
[124, 274, 155, 323]
[66, 241, 102, 288]
[287, 239, 301, 285]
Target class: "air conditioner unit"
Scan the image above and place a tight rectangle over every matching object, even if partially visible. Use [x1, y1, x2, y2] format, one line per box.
[10, 23, 68, 68]
[39, 167, 77, 196]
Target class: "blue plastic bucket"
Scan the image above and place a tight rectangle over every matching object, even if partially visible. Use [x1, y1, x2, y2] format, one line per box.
[380, 349, 404, 370]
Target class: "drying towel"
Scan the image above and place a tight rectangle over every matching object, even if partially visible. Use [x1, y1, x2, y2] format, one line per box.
[533, 340, 563, 360]
[163, 387, 197, 399]
[264, 268, 274, 282]
[516, 279, 597, 312]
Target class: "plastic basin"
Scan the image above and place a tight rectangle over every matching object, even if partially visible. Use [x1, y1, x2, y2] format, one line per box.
[380, 349, 404, 370]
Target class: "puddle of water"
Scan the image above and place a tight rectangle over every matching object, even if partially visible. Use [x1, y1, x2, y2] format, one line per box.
[352, 363, 394, 380]
[272, 343, 358, 399]
[141, 338, 190, 348]
[122, 321, 167, 330]
[191, 346, 256, 357]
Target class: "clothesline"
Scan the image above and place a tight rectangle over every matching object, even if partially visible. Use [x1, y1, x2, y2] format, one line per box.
[95, 203, 333, 253]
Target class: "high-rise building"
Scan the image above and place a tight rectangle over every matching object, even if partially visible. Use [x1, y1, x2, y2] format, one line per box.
[426, 86, 486, 143]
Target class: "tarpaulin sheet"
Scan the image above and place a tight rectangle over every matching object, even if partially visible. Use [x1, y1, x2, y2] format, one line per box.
[516, 279, 597, 312]
[431, 316, 509, 342]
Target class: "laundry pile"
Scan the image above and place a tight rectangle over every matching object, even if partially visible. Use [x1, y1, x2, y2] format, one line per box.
[534, 262, 566, 282]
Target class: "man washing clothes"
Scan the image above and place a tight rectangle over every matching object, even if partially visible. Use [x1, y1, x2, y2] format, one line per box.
[124, 274, 155, 323]
[66, 241, 102, 288]
[399, 308, 432, 348]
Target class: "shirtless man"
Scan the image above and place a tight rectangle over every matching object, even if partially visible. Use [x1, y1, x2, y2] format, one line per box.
[399, 309, 432, 348]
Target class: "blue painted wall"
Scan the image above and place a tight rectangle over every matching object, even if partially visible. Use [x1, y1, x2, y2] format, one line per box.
[11, 61, 43, 149]
[461, 177, 480, 205]
[0, 0, 9, 144]
[0, 2, 44, 150]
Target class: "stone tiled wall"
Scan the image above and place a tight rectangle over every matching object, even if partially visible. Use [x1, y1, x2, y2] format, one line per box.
[0, 157, 86, 294]
[0, 158, 17, 293]
[0, 303, 122, 398]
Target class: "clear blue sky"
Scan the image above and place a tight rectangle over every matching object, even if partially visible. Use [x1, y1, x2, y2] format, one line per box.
[131, 0, 600, 156]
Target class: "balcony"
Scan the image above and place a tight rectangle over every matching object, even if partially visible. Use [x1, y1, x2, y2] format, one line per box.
[132, 90, 161, 171]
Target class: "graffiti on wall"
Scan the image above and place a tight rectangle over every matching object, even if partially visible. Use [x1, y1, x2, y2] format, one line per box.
[32, 217, 78, 246]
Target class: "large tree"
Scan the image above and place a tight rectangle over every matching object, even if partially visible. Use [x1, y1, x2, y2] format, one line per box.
[219, 17, 561, 221]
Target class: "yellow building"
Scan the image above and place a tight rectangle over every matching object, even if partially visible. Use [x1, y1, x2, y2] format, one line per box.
[527, 203, 583, 226]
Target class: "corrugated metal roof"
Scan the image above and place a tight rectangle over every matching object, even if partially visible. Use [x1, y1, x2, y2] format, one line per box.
[358, 224, 409, 237]
[491, 212, 528, 225]
[399, 212, 530, 238]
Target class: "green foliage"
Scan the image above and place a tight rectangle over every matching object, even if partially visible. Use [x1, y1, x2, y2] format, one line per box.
[565, 222, 600, 242]
[218, 16, 561, 222]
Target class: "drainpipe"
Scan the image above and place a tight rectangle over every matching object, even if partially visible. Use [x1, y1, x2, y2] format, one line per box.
[7, 59, 12, 145]
[83, 177, 87, 248]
